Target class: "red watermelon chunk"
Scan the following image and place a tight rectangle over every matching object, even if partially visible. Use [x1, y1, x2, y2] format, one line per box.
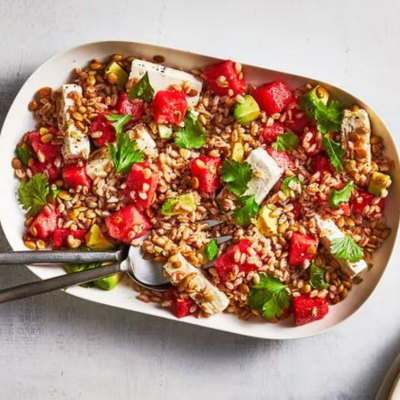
[292, 295, 329, 326]
[313, 154, 334, 176]
[53, 229, 86, 248]
[252, 80, 293, 115]
[190, 155, 221, 194]
[266, 147, 293, 170]
[62, 165, 92, 189]
[29, 131, 61, 163]
[30, 160, 61, 182]
[89, 114, 116, 147]
[288, 233, 318, 267]
[351, 191, 385, 216]
[29, 204, 58, 240]
[260, 121, 285, 144]
[202, 60, 246, 96]
[105, 205, 151, 243]
[116, 93, 144, 121]
[301, 126, 321, 156]
[124, 162, 159, 209]
[214, 239, 256, 281]
[151, 90, 187, 125]
[165, 288, 195, 318]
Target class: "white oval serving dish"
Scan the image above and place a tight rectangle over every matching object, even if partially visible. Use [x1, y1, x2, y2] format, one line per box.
[0, 41, 399, 339]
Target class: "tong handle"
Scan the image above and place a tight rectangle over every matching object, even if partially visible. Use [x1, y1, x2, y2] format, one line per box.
[0, 263, 122, 304]
[0, 250, 123, 265]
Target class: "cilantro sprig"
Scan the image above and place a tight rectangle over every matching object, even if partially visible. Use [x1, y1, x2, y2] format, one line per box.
[299, 89, 343, 134]
[328, 180, 354, 209]
[322, 135, 344, 173]
[233, 195, 259, 226]
[106, 114, 144, 174]
[129, 72, 154, 102]
[18, 173, 49, 215]
[310, 262, 329, 290]
[175, 111, 207, 149]
[249, 273, 291, 320]
[204, 240, 219, 262]
[331, 235, 363, 262]
[221, 160, 253, 196]
[272, 132, 299, 152]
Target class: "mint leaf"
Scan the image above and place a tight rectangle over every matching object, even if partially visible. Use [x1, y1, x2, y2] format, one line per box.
[233, 195, 259, 226]
[175, 111, 207, 149]
[331, 235, 363, 262]
[249, 273, 290, 320]
[221, 160, 253, 196]
[328, 180, 354, 209]
[204, 240, 219, 262]
[18, 173, 49, 215]
[322, 135, 344, 173]
[310, 262, 329, 290]
[129, 72, 154, 102]
[272, 132, 299, 152]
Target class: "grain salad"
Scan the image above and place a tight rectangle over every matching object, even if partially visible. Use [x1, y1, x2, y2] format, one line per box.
[12, 53, 393, 326]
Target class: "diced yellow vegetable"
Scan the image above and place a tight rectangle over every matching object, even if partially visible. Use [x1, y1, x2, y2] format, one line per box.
[256, 205, 279, 237]
[105, 61, 128, 88]
[368, 171, 392, 197]
[85, 224, 114, 250]
[161, 193, 197, 216]
[231, 142, 244, 162]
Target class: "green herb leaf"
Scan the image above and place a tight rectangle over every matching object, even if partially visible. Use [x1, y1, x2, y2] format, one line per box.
[18, 174, 49, 215]
[49, 187, 62, 201]
[221, 160, 253, 196]
[248, 273, 290, 320]
[322, 135, 344, 173]
[204, 240, 219, 262]
[16, 145, 33, 167]
[128, 72, 155, 102]
[175, 111, 207, 149]
[282, 177, 302, 196]
[299, 90, 343, 134]
[310, 262, 329, 290]
[331, 235, 364, 262]
[233, 195, 259, 226]
[107, 118, 145, 174]
[328, 180, 354, 209]
[105, 113, 132, 134]
[271, 132, 299, 152]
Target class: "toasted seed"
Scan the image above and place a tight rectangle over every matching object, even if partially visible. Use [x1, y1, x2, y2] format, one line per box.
[36, 240, 46, 250]
[37, 150, 46, 163]
[29, 100, 38, 111]
[107, 73, 118, 84]
[24, 241, 37, 250]
[30, 226, 38, 237]
[41, 133, 54, 143]
[191, 177, 199, 189]
[12, 158, 22, 169]
[143, 168, 152, 179]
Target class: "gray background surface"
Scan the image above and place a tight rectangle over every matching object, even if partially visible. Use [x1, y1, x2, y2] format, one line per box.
[1, 0, 400, 399]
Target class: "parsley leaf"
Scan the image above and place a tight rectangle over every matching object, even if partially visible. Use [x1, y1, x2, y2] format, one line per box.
[310, 262, 329, 290]
[18, 173, 49, 215]
[328, 180, 354, 209]
[271, 132, 299, 152]
[322, 135, 344, 173]
[204, 240, 219, 262]
[331, 235, 363, 262]
[106, 114, 144, 174]
[105, 113, 132, 134]
[249, 273, 290, 320]
[129, 72, 155, 102]
[16, 144, 33, 167]
[299, 89, 343, 134]
[175, 111, 207, 149]
[282, 177, 302, 196]
[233, 195, 259, 226]
[221, 160, 253, 196]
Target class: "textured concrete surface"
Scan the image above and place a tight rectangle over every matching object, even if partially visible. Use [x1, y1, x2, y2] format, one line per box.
[1, 0, 400, 399]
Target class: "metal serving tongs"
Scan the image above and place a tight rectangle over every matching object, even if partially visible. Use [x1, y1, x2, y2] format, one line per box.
[0, 220, 232, 304]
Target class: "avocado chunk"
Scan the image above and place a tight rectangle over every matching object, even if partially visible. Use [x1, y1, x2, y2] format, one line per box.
[282, 177, 302, 197]
[368, 171, 392, 197]
[105, 61, 128, 88]
[231, 142, 244, 162]
[256, 205, 279, 237]
[300, 85, 329, 117]
[94, 272, 123, 290]
[158, 124, 173, 139]
[233, 95, 260, 124]
[161, 192, 197, 216]
[85, 224, 114, 250]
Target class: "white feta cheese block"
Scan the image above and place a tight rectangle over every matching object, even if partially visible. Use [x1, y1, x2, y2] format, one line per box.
[129, 59, 203, 107]
[341, 109, 371, 174]
[59, 84, 90, 161]
[128, 123, 157, 155]
[164, 253, 229, 315]
[243, 148, 283, 204]
[314, 214, 368, 277]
